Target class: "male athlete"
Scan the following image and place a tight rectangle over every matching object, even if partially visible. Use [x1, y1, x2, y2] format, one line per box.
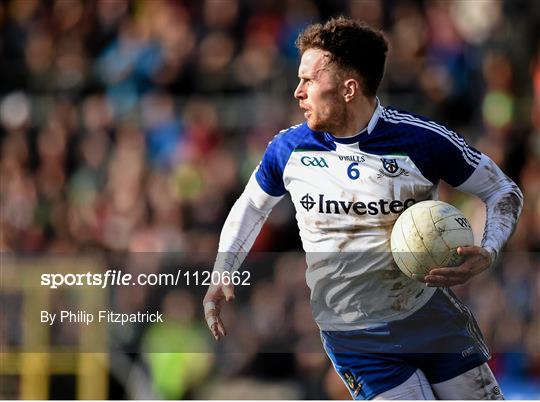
[203, 17, 523, 399]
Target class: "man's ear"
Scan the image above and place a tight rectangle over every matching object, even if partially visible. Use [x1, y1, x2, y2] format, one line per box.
[343, 78, 361, 102]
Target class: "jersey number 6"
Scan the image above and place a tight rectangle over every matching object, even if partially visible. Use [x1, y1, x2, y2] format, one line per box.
[347, 163, 360, 180]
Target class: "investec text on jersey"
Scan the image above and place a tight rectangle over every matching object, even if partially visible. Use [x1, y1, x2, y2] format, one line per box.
[300, 193, 416, 215]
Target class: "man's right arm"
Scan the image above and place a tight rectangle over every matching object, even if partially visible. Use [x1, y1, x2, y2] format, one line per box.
[214, 173, 284, 272]
[203, 173, 283, 340]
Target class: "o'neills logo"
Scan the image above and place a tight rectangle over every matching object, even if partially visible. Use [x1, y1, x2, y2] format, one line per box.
[300, 193, 416, 215]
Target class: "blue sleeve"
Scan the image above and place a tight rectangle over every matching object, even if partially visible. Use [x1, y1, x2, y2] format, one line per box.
[408, 128, 481, 187]
[437, 133, 481, 187]
[254, 123, 333, 195]
[255, 133, 293, 197]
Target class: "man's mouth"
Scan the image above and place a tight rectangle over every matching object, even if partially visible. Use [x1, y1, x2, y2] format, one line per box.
[300, 104, 311, 118]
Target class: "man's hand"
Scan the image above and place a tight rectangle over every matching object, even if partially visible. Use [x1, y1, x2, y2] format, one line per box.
[203, 281, 235, 340]
[424, 246, 493, 287]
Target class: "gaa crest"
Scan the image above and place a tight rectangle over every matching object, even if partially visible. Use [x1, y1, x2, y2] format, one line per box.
[377, 158, 408, 178]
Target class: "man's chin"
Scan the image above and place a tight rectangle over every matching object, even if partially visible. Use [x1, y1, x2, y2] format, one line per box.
[306, 119, 324, 132]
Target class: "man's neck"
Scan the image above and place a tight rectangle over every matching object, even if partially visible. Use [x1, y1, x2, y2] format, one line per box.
[332, 97, 377, 137]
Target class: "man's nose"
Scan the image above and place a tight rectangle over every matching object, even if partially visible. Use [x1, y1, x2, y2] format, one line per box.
[294, 82, 305, 100]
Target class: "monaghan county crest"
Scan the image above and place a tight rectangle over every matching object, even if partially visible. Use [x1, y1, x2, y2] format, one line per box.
[377, 158, 408, 178]
[343, 370, 362, 398]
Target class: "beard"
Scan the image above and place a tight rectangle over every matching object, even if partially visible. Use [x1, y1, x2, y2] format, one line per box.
[306, 103, 346, 134]
[304, 85, 347, 133]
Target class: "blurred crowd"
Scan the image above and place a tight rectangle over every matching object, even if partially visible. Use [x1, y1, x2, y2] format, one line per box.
[1, 0, 540, 399]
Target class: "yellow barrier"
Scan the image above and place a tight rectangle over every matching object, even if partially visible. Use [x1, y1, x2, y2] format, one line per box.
[0, 256, 109, 399]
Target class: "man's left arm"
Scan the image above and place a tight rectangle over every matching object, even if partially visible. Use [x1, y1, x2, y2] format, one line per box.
[425, 154, 524, 287]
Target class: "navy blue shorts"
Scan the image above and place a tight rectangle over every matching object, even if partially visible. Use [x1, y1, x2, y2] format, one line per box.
[321, 288, 489, 400]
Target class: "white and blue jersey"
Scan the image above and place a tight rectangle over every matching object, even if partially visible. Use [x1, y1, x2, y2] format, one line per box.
[217, 100, 521, 399]
[255, 103, 482, 331]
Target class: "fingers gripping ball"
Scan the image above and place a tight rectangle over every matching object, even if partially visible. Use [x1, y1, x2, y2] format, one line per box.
[391, 200, 474, 281]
